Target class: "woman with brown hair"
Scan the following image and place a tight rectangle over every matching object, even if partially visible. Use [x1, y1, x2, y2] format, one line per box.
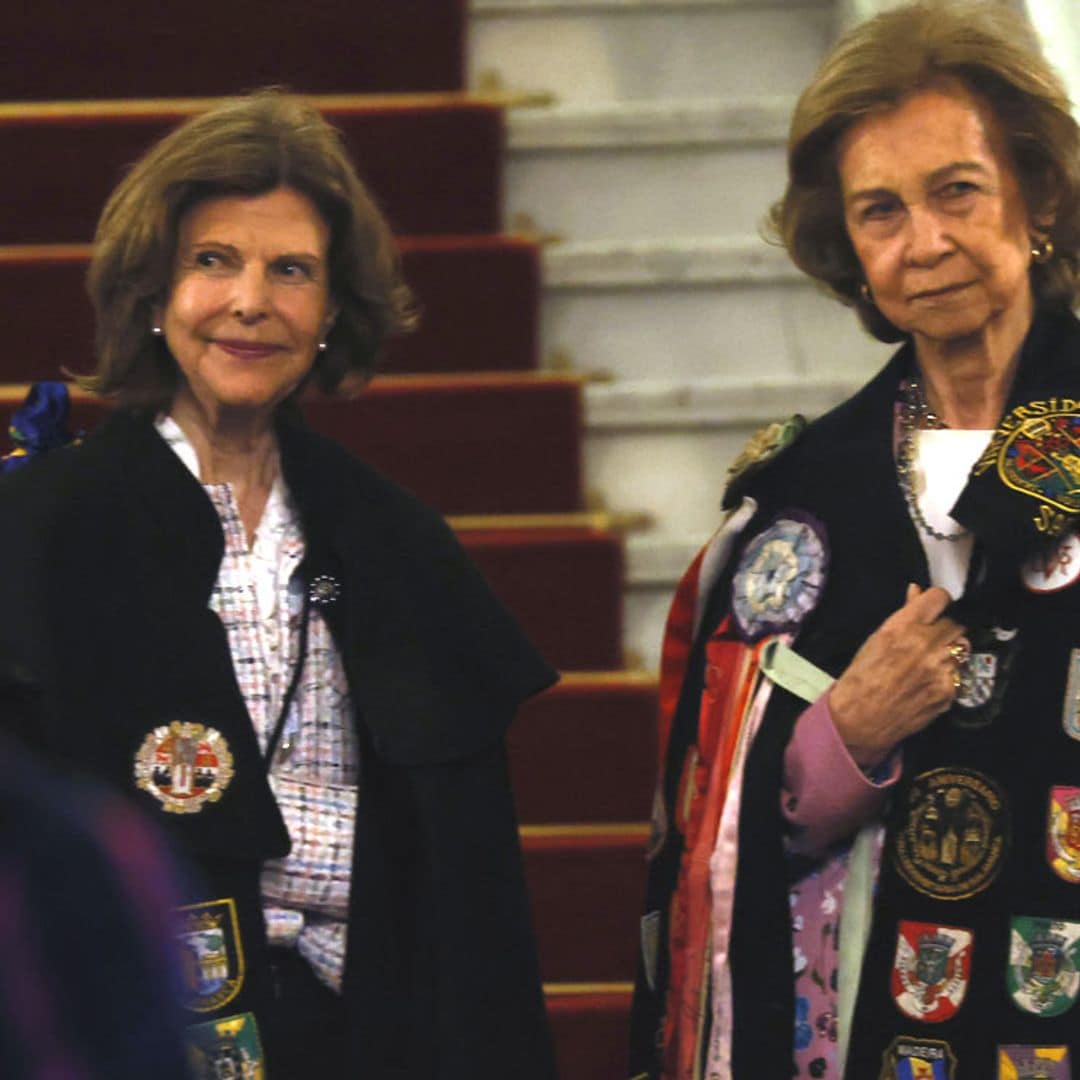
[0, 90, 557, 1078]
[631, 2, 1080, 1077]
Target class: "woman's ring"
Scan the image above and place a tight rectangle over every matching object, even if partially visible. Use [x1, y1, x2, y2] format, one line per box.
[948, 641, 969, 694]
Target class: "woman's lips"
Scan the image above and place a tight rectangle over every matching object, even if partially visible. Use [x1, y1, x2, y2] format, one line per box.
[213, 339, 282, 359]
[910, 281, 974, 301]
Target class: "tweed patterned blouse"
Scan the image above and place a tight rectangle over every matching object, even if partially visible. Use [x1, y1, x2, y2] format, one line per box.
[157, 416, 359, 993]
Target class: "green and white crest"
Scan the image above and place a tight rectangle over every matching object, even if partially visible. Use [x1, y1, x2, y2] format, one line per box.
[1008, 916, 1080, 1018]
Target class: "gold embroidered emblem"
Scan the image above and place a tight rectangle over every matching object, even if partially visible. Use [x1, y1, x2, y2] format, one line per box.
[725, 415, 805, 491]
[134, 721, 235, 814]
[894, 767, 1008, 900]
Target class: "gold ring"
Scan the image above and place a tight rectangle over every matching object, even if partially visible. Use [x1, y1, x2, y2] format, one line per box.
[949, 642, 969, 666]
[951, 667, 963, 692]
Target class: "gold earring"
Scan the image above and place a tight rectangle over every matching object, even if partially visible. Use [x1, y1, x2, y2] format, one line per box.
[859, 282, 874, 304]
[1031, 238, 1055, 264]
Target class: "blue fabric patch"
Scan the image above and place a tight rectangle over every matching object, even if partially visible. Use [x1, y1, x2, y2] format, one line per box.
[2, 382, 79, 473]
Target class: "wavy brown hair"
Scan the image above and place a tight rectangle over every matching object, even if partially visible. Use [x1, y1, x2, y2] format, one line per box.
[83, 89, 416, 407]
[768, 0, 1080, 342]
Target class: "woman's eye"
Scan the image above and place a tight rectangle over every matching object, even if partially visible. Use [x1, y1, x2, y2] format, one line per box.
[273, 259, 315, 281]
[862, 200, 900, 222]
[941, 181, 978, 199]
[193, 250, 225, 270]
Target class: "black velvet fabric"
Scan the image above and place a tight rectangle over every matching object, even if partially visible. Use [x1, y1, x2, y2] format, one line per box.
[0, 409, 558, 1079]
[631, 309, 1080, 1078]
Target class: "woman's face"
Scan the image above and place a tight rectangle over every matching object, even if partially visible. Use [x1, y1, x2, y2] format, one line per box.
[837, 80, 1040, 354]
[160, 186, 335, 421]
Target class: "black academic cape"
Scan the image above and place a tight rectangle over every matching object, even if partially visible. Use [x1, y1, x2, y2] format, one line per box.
[632, 309, 1080, 1078]
[0, 407, 559, 1079]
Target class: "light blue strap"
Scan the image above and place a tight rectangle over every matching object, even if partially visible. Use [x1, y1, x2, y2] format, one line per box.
[759, 638, 834, 703]
[836, 823, 877, 1075]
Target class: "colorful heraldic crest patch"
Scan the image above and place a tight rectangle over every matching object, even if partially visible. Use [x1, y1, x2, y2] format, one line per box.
[134, 720, 235, 813]
[891, 920, 972, 1023]
[894, 768, 1008, 900]
[1048, 786, 1080, 883]
[952, 625, 1018, 730]
[998, 1045, 1071, 1080]
[730, 512, 827, 643]
[1022, 531, 1080, 593]
[973, 401, 1080, 536]
[186, 1012, 264, 1080]
[1008, 916, 1080, 1017]
[178, 898, 245, 1014]
[879, 1036, 956, 1079]
[1063, 650, 1080, 742]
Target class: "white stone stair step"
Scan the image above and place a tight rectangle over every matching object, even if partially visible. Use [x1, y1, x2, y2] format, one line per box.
[583, 374, 863, 537]
[541, 238, 892, 382]
[506, 101, 790, 241]
[585, 373, 862, 430]
[469, 1, 832, 103]
[543, 234, 796, 286]
[625, 533, 706, 588]
[508, 97, 792, 150]
[474, 0, 826, 9]
[623, 534, 711, 672]
[508, 147, 784, 242]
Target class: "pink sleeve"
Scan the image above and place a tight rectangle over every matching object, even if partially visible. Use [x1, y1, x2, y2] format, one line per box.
[781, 694, 900, 857]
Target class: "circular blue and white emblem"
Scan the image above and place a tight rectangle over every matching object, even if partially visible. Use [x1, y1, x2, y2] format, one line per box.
[730, 513, 828, 642]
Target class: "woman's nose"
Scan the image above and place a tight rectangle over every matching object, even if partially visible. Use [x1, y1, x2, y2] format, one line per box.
[905, 206, 953, 265]
[231, 265, 270, 321]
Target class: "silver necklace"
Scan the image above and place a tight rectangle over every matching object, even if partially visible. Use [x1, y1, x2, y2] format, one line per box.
[896, 378, 968, 543]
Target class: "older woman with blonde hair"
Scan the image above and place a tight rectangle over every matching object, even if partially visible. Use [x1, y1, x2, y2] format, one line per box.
[0, 90, 557, 1078]
[631, 2, 1080, 1077]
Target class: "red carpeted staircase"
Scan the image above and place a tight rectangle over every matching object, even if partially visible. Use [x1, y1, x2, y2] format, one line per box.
[0, 7, 656, 1075]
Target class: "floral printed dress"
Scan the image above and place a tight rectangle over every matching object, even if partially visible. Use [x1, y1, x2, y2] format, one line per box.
[791, 850, 848, 1077]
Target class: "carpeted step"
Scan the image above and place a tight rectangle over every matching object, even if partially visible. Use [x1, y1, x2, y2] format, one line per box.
[0, 236, 539, 383]
[460, 524, 623, 672]
[0, 375, 583, 515]
[510, 672, 657, 824]
[390, 236, 540, 373]
[4, 1, 466, 101]
[523, 826, 648, 983]
[303, 374, 583, 515]
[0, 97, 502, 244]
[545, 986, 633, 1080]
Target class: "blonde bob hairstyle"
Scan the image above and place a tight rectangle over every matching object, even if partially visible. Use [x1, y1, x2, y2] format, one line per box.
[768, 0, 1080, 343]
[83, 89, 416, 408]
